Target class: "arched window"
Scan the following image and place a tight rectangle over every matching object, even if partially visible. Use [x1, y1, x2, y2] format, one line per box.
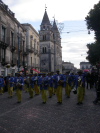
[42, 47, 46, 53]
[53, 33, 55, 39]
[43, 35, 46, 41]
[45, 35, 46, 40]
[43, 47, 44, 53]
[45, 47, 46, 53]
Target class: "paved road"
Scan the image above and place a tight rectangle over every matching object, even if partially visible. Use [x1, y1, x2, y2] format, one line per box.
[0, 88, 100, 133]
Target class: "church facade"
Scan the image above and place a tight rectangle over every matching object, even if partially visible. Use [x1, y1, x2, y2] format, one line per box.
[39, 9, 62, 73]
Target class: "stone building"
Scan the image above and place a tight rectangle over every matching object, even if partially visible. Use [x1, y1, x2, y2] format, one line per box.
[39, 9, 62, 73]
[62, 61, 76, 74]
[22, 24, 40, 73]
[0, 1, 40, 76]
[80, 61, 91, 70]
[0, 1, 26, 76]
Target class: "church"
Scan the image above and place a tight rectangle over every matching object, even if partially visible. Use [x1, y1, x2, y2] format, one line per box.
[39, 9, 62, 73]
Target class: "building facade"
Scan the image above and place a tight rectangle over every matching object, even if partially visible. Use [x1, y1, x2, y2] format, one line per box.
[22, 24, 40, 73]
[0, 1, 40, 76]
[80, 61, 91, 70]
[62, 61, 76, 74]
[39, 9, 62, 73]
[0, 1, 27, 76]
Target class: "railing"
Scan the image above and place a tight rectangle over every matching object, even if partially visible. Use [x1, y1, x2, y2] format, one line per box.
[32, 63, 35, 67]
[0, 40, 9, 49]
[23, 61, 27, 66]
[26, 46, 34, 53]
[1, 56, 10, 66]
[10, 45, 16, 52]
[11, 58, 17, 67]
[34, 49, 38, 55]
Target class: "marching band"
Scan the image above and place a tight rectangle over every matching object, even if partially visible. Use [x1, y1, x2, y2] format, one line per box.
[0, 70, 99, 105]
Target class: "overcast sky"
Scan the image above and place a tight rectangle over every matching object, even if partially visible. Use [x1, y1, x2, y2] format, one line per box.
[2, 0, 100, 68]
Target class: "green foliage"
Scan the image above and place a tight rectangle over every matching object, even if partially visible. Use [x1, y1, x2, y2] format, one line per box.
[85, 1, 100, 64]
[85, 1, 100, 42]
[86, 42, 100, 65]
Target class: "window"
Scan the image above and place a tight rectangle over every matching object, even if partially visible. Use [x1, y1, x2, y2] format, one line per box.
[11, 31, 14, 46]
[43, 26, 45, 30]
[43, 47, 44, 53]
[45, 47, 46, 53]
[31, 57, 32, 67]
[43, 35, 46, 41]
[2, 26, 6, 42]
[30, 37, 32, 48]
[23, 40, 25, 52]
[43, 47, 46, 53]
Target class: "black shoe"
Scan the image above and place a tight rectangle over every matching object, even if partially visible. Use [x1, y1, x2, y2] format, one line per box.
[57, 102, 62, 104]
[17, 101, 21, 103]
[8, 96, 13, 98]
[93, 101, 98, 105]
[77, 102, 80, 105]
[30, 97, 33, 98]
[80, 102, 83, 104]
[43, 102, 46, 104]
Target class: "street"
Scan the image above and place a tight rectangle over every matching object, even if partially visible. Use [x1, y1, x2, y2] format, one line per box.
[0, 88, 100, 133]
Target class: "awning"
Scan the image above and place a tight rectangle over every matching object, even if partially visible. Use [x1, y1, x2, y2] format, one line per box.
[84, 69, 90, 72]
[32, 69, 40, 73]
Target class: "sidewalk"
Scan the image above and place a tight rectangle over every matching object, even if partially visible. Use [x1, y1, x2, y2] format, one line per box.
[0, 88, 100, 133]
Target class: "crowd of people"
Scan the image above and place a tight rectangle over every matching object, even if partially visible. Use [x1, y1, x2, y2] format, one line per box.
[0, 69, 100, 105]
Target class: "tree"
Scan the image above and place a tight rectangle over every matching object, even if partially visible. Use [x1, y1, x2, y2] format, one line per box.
[86, 42, 100, 65]
[85, 1, 100, 42]
[85, 1, 100, 64]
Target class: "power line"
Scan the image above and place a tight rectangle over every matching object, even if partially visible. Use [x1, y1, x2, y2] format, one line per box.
[61, 39, 94, 43]
[62, 30, 87, 33]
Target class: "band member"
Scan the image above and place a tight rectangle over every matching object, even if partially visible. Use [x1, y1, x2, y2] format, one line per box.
[8, 74, 15, 98]
[24, 74, 30, 93]
[28, 74, 34, 98]
[53, 70, 64, 104]
[39, 73, 49, 104]
[63, 71, 71, 97]
[0, 75, 4, 95]
[76, 71, 85, 105]
[15, 73, 24, 103]
[47, 72, 54, 98]
[93, 72, 100, 104]
[34, 73, 40, 95]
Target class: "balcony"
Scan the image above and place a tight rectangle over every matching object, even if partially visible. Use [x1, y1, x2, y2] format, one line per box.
[0, 40, 9, 49]
[1, 56, 10, 66]
[23, 61, 27, 67]
[26, 46, 34, 53]
[10, 45, 16, 52]
[34, 49, 38, 55]
[37, 51, 40, 56]
[11, 59, 17, 67]
[35, 64, 40, 68]
[32, 63, 35, 67]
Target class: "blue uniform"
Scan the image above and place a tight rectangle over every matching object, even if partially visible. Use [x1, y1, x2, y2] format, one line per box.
[53, 74, 64, 103]
[39, 75, 49, 103]
[0, 77, 4, 94]
[0, 77, 4, 88]
[16, 76, 24, 103]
